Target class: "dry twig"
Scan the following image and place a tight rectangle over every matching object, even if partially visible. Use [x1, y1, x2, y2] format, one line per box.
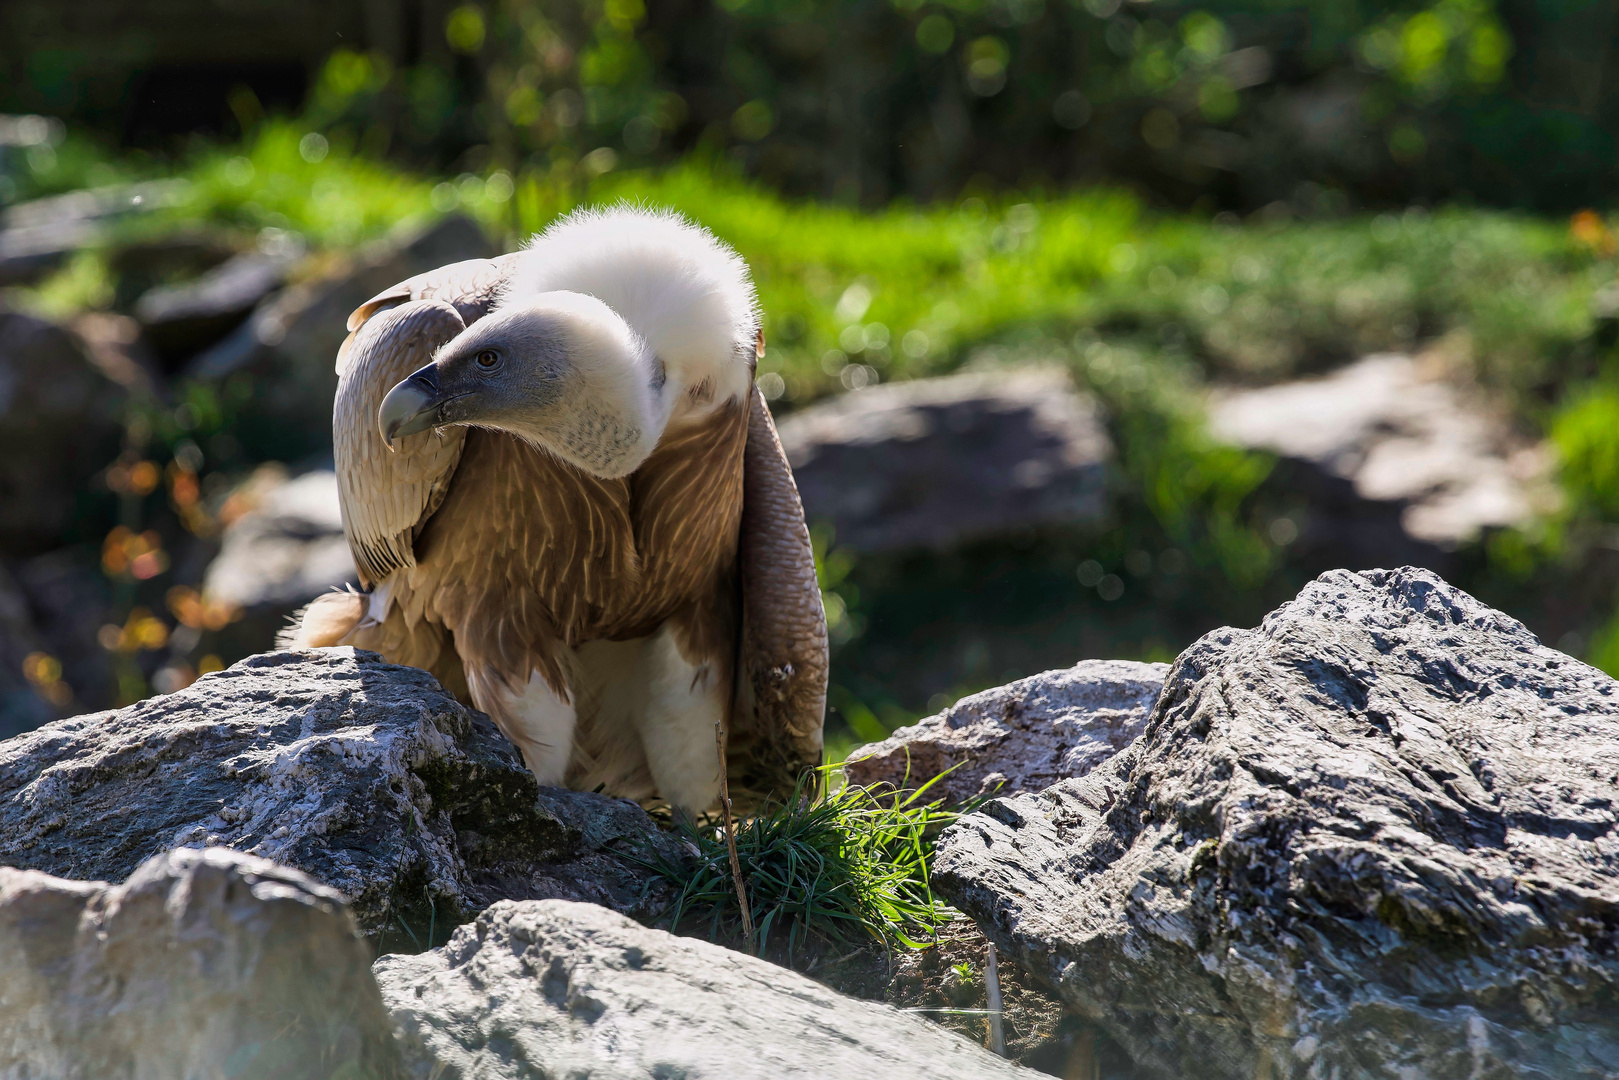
[715, 719, 756, 951]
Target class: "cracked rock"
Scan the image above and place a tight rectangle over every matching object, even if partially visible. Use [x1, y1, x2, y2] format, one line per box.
[0, 647, 680, 944]
[0, 846, 400, 1079]
[373, 898, 1032, 1080]
[936, 567, 1619, 1080]
[845, 659, 1168, 806]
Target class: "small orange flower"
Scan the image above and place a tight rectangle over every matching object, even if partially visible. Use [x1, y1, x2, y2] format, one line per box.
[1571, 210, 1616, 256]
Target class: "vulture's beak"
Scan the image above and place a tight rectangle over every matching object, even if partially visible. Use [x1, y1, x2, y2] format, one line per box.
[378, 370, 447, 450]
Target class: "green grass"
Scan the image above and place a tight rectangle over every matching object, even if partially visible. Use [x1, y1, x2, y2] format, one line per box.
[645, 767, 959, 960]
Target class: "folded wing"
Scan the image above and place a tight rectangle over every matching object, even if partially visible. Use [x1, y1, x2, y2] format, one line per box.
[731, 385, 829, 806]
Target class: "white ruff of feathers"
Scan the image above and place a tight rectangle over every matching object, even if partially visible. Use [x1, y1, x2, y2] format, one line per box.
[497, 205, 761, 412]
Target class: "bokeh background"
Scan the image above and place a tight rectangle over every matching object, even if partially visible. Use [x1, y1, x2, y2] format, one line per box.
[5, 0, 1619, 757]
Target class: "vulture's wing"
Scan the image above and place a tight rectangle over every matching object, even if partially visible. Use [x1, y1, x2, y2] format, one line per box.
[731, 385, 829, 805]
[334, 256, 516, 587]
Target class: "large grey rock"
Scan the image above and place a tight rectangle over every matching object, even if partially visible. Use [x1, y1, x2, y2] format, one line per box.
[935, 567, 1619, 1079]
[0, 846, 399, 1079]
[845, 659, 1168, 806]
[0, 306, 124, 554]
[1208, 355, 1555, 550]
[777, 369, 1111, 552]
[203, 468, 357, 652]
[134, 246, 298, 363]
[374, 898, 1031, 1080]
[0, 647, 680, 943]
[0, 180, 190, 286]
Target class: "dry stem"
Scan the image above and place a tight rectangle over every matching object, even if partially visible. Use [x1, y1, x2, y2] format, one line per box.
[715, 719, 756, 951]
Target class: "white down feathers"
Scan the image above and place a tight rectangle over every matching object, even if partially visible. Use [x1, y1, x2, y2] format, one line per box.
[497, 206, 761, 417]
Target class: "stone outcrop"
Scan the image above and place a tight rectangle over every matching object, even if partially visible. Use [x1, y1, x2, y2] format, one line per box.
[1208, 354, 1554, 555]
[373, 898, 1032, 1080]
[0, 647, 680, 943]
[0, 846, 400, 1079]
[0, 306, 124, 554]
[134, 245, 299, 364]
[202, 468, 356, 649]
[777, 369, 1111, 553]
[845, 659, 1167, 806]
[935, 567, 1619, 1080]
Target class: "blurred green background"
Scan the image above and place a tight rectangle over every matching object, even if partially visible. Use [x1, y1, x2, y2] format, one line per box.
[5, 0, 1619, 759]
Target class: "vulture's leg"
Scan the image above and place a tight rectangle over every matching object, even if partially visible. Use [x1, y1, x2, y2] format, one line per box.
[469, 666, 578, 787]
[636, 622, 726, 816]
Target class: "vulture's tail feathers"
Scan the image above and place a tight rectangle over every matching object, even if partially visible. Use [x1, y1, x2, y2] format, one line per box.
[278, 588, 367, 649]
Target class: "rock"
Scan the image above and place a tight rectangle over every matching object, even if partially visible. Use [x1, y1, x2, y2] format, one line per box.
[845, 659, 1168, 806]
[1208, 354, 1554, 551]
[0, 549, 116, 730]
[0, 306, 124, 554]
[0, 846, 400, 1079]
[935, 567, 1619, 1080]
[777, 369, 1111, 553]
[134, 247, 296, 365]
[0, 180, 193, 286]
[0, 562, 55, 738]
[373, 898, 1031, 1080]
[0, 647, 681, 944]
[202, 468, 357, 652]
[188, 214, 494, 462]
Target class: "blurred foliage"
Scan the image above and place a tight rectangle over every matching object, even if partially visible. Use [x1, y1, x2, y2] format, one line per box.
[7, 0, 1615, 210]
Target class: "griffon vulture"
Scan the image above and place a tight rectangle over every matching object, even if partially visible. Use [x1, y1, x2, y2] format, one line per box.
[285, 207, 828, 815]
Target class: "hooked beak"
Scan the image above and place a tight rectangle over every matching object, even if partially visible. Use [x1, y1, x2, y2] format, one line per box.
[378, 370, 449, 450]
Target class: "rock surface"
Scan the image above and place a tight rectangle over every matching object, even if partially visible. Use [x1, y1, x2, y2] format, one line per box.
[0, 306, 124, 554]
[203, 468, 357, 648]
[935, 567, 1619, 1080]
[0, 846, 400, 1079]
[0, 647, 680, 942]
[777, 369, 1111, 553]
[845, 659, 1168, 806]
[374, 898, 1031, 1080]
[134, 247, 296, 364]
[1208, 354, 1553, 549]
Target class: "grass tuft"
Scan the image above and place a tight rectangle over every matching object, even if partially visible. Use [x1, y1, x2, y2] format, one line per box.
[647, 765, 959, 960]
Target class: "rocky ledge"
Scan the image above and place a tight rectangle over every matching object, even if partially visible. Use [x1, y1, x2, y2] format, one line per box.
[0, 646, 683, 944]
[934, 566, 1619, 1079]
[4, 565, 1617, 1078]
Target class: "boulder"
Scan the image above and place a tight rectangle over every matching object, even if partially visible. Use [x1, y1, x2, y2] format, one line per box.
[202, 468, 357, 652]
[0, 306, 124, 554]
[1208, 354, 1554, 554]
[0, 647, 681, 944]
[188, 214, 494, 462]
[777, 369, 1111, 552]
[373, 898, 1032, 1080]
[0, 562, 54, 738]
[0, 549, 116, 731]
[0, 846, 400, 1079]
[845, 659, 1168, 806]
[934, 567, 1619, 1080]
[134, 247, 297, 365]
[0, 180, 191, 286]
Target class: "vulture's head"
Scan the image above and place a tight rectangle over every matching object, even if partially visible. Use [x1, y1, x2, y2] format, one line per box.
[378, 290, 665, 478]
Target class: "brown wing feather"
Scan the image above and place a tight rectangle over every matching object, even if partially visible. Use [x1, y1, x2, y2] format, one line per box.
[334, 255, 521, 587]
[335, 301, 469, 588]
[731, 386, 828, 805]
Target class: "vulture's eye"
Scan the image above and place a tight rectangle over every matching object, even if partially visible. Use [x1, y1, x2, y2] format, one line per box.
[476, 350, 500, 370]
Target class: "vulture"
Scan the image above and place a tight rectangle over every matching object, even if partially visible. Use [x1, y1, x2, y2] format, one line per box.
[285, 207, 828, 815]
